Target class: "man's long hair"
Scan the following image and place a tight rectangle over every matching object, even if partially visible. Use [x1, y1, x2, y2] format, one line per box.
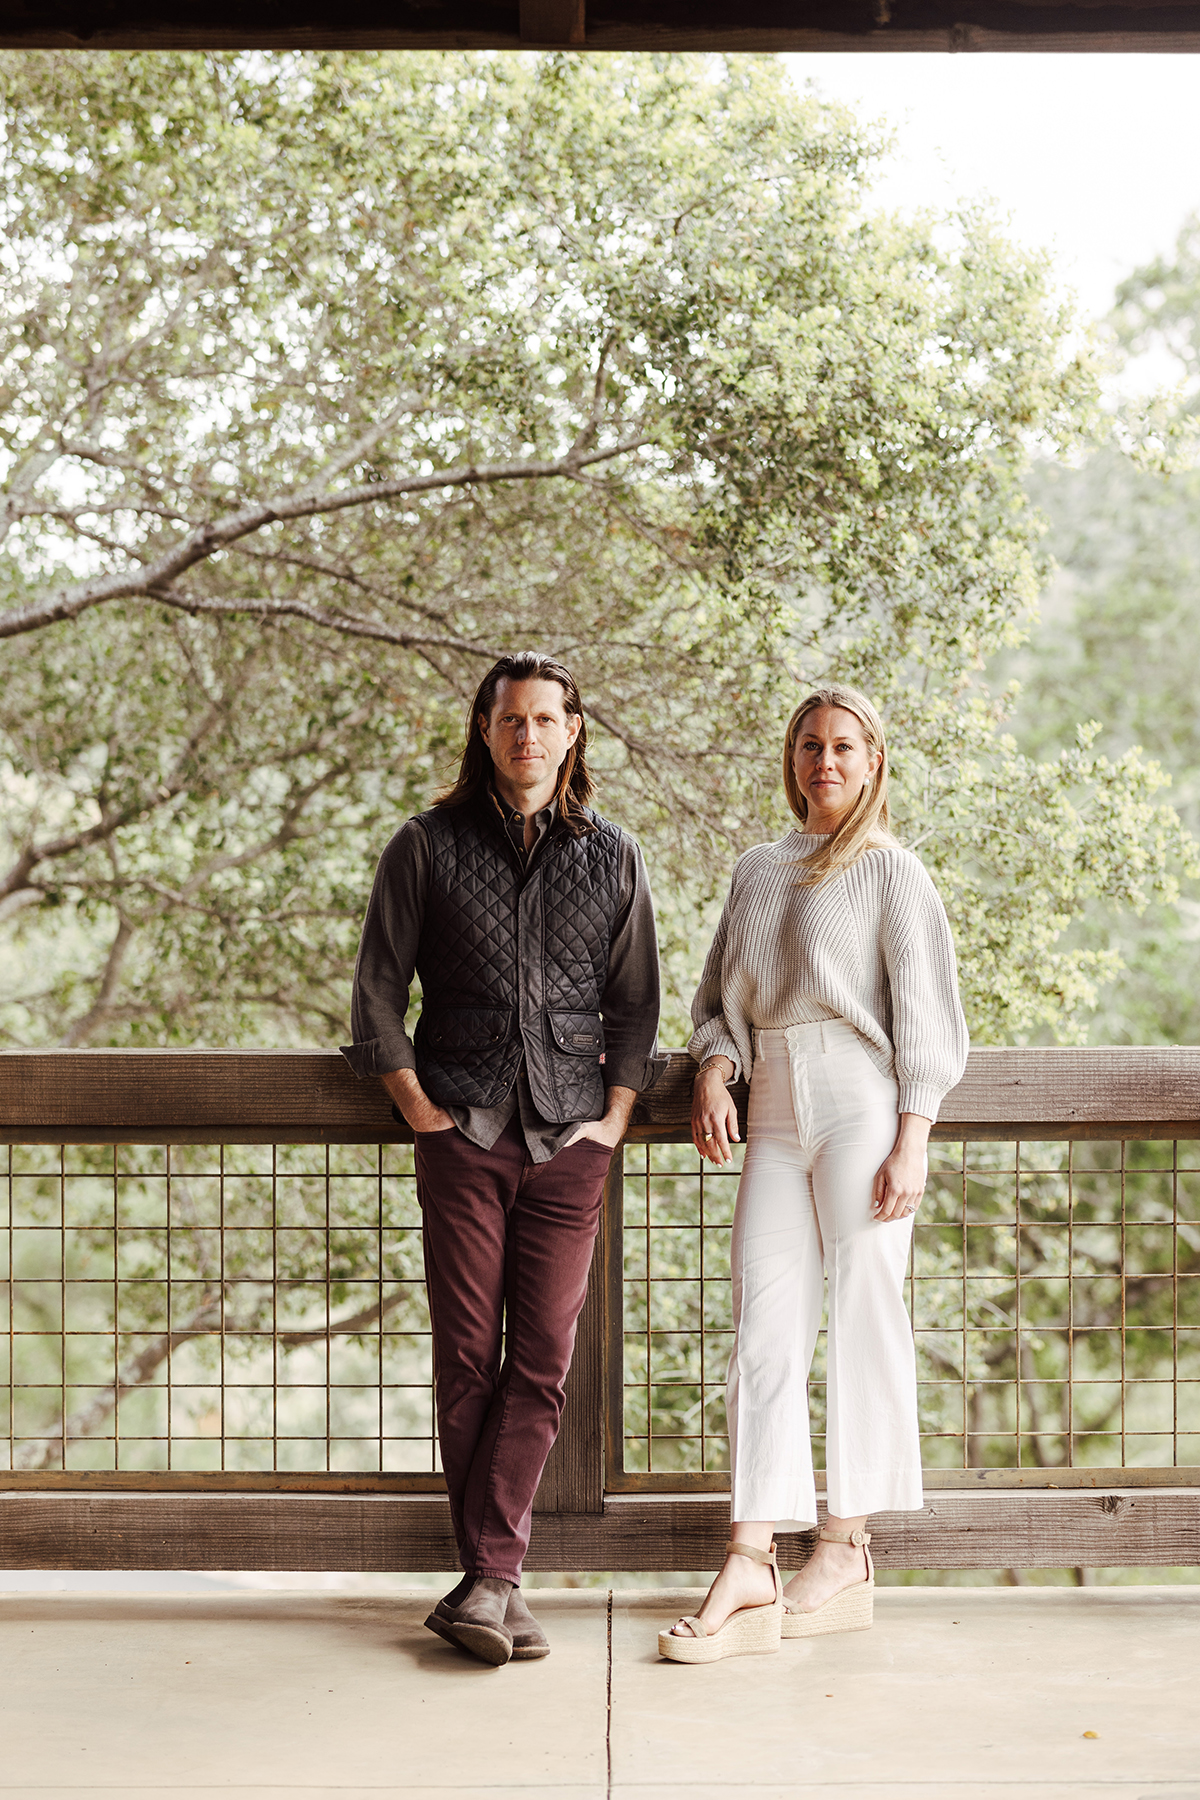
[435, 651, 596, 832]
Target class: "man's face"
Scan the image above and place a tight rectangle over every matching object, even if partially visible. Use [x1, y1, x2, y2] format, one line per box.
[479, 677, 582, 796]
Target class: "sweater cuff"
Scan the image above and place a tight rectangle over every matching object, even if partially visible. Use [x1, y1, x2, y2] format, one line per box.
[897, 1081, 943, 1124]
[339, 1035, 417, 1080]
[688, 1031, 743, 1085]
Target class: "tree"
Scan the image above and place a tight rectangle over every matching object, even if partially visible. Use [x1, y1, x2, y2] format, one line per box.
[0, 49, 1188, 1052]
[1112, 213, 1200, 402]
[909, 223, 1200, 1514]
[1004, 213, 1200, 1045]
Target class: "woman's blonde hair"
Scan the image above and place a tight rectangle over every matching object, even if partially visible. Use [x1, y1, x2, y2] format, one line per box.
[782, 683, 896, 887]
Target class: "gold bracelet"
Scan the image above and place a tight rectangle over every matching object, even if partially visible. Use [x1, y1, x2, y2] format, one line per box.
[698, 1056, 733, 1079]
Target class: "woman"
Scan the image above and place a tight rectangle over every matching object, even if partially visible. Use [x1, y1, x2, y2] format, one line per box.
[660, 684, 968, 1665]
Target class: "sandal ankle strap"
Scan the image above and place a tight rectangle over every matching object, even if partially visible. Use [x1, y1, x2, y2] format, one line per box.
[819, 1527, 871, 1547]
[725, 1538, 777, 1566]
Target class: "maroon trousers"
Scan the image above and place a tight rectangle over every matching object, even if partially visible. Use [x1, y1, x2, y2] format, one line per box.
[414, 1119, 613, 1583]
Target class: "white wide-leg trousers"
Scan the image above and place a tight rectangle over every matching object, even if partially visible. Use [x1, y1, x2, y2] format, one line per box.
[727, 1021, 924, 1529]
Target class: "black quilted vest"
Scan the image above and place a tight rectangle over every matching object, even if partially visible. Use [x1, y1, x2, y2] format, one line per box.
[412, 799, 623, 1123]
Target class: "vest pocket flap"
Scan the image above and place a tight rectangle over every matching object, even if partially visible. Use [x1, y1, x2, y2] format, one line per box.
[548, 1011, 605, 1057]
[426, 1006, 514, 1049]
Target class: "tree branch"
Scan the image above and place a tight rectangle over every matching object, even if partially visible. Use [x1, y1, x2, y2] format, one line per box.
[174, 765, 345, 900]
[229, 539, 466, 635]
[12, 1289, 224, 1471]
[11, 1285, 412, 1471]
[566, 331, 618, 462]
[57, 914, 135, 1047]
[0, 693, 230, 902]
[148, 589, 501, 658]
[0, 442, 64, 544]
[0, 436, 653, 642]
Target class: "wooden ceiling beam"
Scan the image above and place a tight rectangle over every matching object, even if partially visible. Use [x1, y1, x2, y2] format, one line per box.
[4, 0, 1200, 50]
[520, 0, 586, 43]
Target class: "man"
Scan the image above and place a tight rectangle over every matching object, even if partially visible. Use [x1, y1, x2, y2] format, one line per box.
[342, 650, 663, 1666]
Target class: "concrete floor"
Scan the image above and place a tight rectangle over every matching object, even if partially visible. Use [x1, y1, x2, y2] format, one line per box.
[0, 1586, 1197, 1798]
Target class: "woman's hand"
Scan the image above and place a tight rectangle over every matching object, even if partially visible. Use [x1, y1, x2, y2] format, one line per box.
[692, 1061, 740, 1164]
[872, 1112, 932, 1221]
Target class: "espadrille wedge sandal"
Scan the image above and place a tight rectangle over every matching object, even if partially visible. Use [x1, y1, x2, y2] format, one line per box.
[658, 1539, 783, 1664]
[781, 1527, 874, 1639]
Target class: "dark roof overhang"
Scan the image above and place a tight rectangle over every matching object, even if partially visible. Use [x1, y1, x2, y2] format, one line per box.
[4, 0, 1200, 52]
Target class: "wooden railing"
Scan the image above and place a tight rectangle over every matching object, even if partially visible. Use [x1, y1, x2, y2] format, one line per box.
[2, 1046, 1199, 1574]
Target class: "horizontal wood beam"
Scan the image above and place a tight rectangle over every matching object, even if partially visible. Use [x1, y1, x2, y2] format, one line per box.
[0, 1465, 1193, 1493]
[634, 1044, 1200, 1140]
[0, 1049, 400, 1144]
[596, 1492, 1200, 1570]
[5, 1046, 1200, 1142]
[6, 4, 1200, 51]
[520, 0, 586, 42]
[4, 34, 1200, 53]
[0, 1490, 1195, 1570]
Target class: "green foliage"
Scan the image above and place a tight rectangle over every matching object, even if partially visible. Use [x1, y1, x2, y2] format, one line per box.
[1005, 452, 1200, 1044]
[1003, 205, 1200, 1044]
[1113, 213, 1200, 399]
[0, 50, 1187, 1050]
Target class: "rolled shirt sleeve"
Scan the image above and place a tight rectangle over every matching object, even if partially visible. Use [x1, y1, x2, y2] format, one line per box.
[340, 819, 429, 1080]
[599, 836, 668, 1094]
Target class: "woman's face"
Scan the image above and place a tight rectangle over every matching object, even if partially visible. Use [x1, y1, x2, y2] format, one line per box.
[791, 705, 882, 833]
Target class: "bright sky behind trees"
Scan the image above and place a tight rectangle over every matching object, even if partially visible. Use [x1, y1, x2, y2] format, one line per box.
[787, 54, 1200, 391]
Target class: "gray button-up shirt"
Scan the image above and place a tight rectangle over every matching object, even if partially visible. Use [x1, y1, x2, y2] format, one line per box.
[341, 789, 664, 1162]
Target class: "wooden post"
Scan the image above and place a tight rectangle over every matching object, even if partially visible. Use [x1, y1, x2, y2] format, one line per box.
[519, 0, 586, 46]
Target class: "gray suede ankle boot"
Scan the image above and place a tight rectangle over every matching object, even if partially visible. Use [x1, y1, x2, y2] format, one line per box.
[505, 1587, 550, 1660]
[424, 1577, 514, 1666]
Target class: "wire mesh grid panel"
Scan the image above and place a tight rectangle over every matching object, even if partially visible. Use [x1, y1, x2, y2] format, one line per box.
[920, 1137, 1200, 1474]
[1, 1141, 437, 1478]
[619, 1140, 741, 1478]
[615, 1136, 1200, 1486]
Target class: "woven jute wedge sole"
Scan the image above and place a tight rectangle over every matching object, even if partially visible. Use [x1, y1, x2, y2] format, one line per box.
[659, 1536, 783, 1665]
[658, 1596, 782, 1664]
[781, 1577, 874, 1639]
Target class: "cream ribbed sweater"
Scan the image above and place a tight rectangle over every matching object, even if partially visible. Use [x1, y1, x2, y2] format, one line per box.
[689, 832, 969, 1122]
